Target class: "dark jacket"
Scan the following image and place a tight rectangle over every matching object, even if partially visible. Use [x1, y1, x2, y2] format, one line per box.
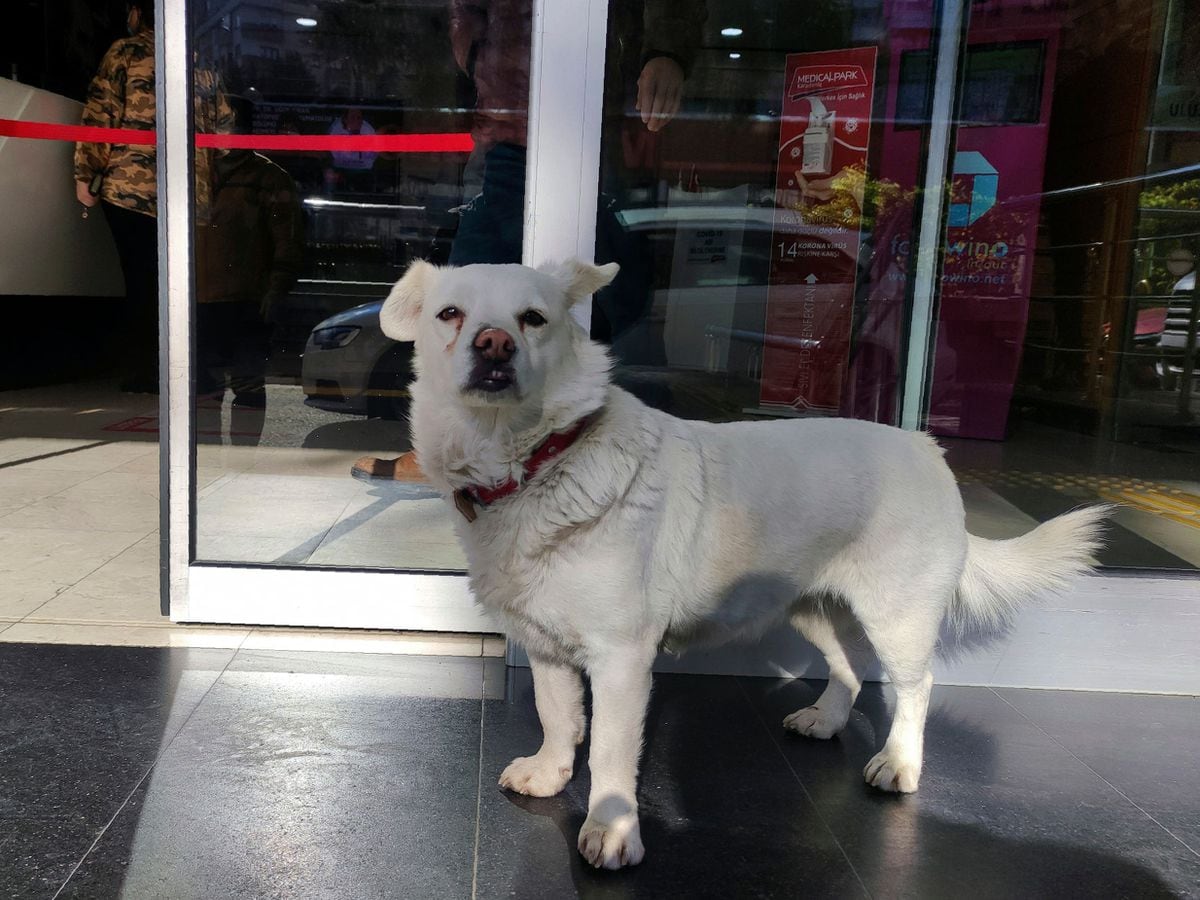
[449, 0, 706, 152]
[194, 151, 304, 315]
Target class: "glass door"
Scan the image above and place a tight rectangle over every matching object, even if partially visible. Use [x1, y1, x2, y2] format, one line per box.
[916, 0, 1200, 577]
[566, 0, 1198, 690]
[590, 0, 941, 436]
[162, 0, 1196, 657]
[164, 0, 604, 629]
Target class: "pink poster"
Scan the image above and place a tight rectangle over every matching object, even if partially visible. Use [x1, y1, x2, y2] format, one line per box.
[760, 47, 878, 413]
[870, 3, 1062, 438]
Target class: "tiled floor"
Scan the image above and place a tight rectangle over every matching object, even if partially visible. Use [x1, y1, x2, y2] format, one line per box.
[0, 381, 467, 578]
[4, 380, 1200, 585]
[1, 643, 1196, 899]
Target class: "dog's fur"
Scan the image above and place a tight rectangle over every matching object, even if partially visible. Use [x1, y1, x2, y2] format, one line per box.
[381, 259, 1109, 869]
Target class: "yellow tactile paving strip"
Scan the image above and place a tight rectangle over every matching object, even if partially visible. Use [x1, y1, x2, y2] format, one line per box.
[956, 469, 1200, 530]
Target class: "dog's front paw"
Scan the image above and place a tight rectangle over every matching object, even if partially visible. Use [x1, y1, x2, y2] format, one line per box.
[577, 814, 644, 869]
[783, 705, 846, 740]
[499, 753, 572, 797]
[863, 749, 921, 793]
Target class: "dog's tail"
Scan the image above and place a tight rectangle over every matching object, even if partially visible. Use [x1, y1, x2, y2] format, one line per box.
[950, 505, 1112, 633]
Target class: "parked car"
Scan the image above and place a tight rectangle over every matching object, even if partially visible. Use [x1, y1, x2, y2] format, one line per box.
[301, 299, 414, 419]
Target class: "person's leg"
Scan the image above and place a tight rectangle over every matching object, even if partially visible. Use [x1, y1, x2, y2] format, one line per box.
[447, 142, 526, 266]
[593, 194, 673, 412]
[102, 202, 159, 391]
[354, 143, 530, 480]
[193, 303, 226, 444]
[228, 303, 269, 446]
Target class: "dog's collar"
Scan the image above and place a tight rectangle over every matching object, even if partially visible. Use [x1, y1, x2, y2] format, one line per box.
[453, 414, 596, 522]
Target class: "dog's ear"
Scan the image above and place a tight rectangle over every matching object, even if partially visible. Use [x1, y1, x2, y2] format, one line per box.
[540, 259, 620, 306]
[380, 260, 438, 342]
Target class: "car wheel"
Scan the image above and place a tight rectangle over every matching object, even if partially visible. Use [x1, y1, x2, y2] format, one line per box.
[366, 344, 416, 420]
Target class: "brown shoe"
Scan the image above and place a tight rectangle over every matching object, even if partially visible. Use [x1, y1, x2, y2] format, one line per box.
[350, 450, 427, 482]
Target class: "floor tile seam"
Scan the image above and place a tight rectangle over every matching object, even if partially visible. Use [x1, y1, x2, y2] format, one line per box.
[0, 441, 117, 472]
[470, 663, 487, 900]
[50, 644, 243, 899]
[1028, 607, 1200, 617]
[11, 585, 74, 624]
[40, 465, 128, 501]
[0, 493, 53, 521]
[734, 676, 874, 900]
[225, 626, 260, 663]
[988, 684, 1200, 698]
[12, 618, 237, 633]
[985, 630, 1014, 681]
[16, 530, 155, 624]
[986, 687, 1200, 860]
[297, 492, 364, 565]
[44, 452, 153, 483]
[0, 522, 153, 537]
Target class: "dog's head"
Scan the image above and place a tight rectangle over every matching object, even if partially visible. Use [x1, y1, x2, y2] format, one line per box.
[379, 260, 618, 411]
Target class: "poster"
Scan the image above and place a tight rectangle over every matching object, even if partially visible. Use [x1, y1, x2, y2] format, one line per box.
[870, 12, 1060, 438]
[759, 46, 878, 413]
[925, 33, 1059, 439]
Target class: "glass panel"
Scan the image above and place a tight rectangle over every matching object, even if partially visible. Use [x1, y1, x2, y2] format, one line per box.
[1, 2, 161, 625]
[594, 0, 937, 425]
[924, 0, 1199, 572]
[189, 0, 529, 569]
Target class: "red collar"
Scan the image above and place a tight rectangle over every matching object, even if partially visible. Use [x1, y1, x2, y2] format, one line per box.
[453, 415, 595, 522]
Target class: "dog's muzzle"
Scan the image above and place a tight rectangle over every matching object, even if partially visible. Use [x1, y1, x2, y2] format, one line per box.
[467, 327, 518, 393]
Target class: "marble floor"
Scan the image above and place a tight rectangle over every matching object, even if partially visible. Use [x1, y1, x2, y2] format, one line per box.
[0, 643, 1196, 899]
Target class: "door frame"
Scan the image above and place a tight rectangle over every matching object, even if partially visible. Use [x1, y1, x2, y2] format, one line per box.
[158, 0, 1198, 694]
[159, 0, 609, 630]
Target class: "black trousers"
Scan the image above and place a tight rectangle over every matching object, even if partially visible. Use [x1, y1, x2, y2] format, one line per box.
[102, 202, 159, 387]
[195, 301, 270, 446]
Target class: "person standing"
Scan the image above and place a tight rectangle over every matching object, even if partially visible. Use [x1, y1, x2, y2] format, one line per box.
[74, 1, 232, 393]
[74, 0, 159, 393]
[326, 107, 378, 193]
[194, 146, 304, 446]
[350, 0, 705, 482]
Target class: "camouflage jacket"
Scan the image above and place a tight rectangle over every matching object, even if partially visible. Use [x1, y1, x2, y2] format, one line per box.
[75, 29, 233, 218]
[74, 30, 157, 215]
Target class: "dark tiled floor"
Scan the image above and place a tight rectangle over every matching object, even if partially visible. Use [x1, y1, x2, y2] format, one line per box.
[1, 644, 1197, 899]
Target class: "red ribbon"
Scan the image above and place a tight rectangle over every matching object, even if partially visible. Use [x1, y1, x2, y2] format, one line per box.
[0, 118, 473, 153]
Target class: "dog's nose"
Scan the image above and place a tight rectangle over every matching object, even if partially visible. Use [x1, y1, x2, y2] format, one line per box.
[474, 328, 516, 363]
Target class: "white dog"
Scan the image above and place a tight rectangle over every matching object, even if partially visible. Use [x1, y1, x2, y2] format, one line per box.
[380, 259, 1108, 870]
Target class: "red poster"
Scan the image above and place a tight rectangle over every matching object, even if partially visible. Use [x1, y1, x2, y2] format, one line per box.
[760, 47, 878, 413]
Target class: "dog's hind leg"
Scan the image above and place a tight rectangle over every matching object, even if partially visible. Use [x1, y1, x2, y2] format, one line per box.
[499, 654, 585, 798]
[854, 596, 943, 793]
[785, 607, 873, 739]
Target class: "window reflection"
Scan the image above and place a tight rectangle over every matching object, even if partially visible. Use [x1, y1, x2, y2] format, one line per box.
[596, 0, 1200, 571]
[596, 0, 916, 421]
[191, 1, 503, 568]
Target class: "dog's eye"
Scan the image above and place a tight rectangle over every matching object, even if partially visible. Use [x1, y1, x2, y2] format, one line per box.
[435, 306, 462, 322]
[520, 310, 547, 328]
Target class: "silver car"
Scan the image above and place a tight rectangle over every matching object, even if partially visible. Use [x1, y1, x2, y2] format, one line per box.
[301, 299, 414, 419]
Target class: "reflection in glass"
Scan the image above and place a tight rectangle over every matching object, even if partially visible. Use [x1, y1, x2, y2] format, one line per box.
[596, 0, 1199, 572]
[191, 0, 530, 570]
[595, 0, 927, 424]
[929, 0, 1200, 571]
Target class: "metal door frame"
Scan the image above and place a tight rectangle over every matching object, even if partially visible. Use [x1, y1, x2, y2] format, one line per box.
[159, 0, 609, 630]
[158, 0, 1198, 693]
